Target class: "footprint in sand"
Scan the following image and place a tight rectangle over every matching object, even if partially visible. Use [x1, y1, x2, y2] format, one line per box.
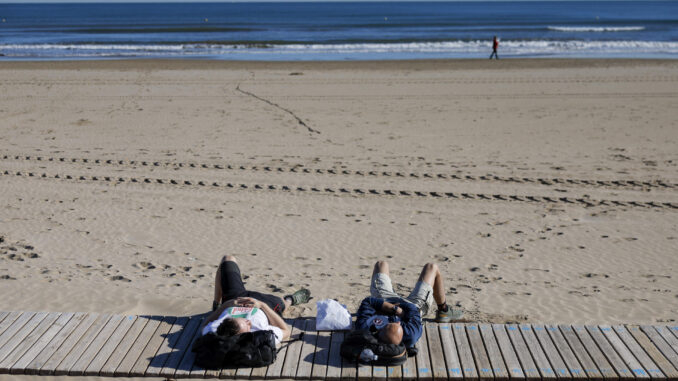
[134, 261, 156, 270]
[582, 272, 609, 278]
[109, 275, 131, 282]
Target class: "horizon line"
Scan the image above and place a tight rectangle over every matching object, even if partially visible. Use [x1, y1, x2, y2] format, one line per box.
[0, 0, 662, 3]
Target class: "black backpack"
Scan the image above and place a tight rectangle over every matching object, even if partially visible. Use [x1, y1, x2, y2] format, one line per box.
[340, 330, 408, 366]
[192, 330, 277, 369]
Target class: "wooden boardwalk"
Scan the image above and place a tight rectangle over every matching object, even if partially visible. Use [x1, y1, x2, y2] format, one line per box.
[0, 311, 677, 379]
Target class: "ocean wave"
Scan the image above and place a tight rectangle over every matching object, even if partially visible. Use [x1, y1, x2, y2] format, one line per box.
[0, 44, 184, 51]
[548, 26, 645, 32]
[2, 40, 678, 58]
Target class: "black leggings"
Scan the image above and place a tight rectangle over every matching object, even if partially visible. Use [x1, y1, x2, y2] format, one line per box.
[220, 261, 286, 315]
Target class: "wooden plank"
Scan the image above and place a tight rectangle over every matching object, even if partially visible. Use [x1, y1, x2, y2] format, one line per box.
[519, 324, 556, 379]
[631, 326, 678, 379]
[99, 315, 150, 376]
[0, 312, 21, 340]
[413, 321, 432, 381]
[281, 319, 308, 379]
[297, 319, 318, 379]
[532, 324, 571, 378]
[546, 325, 587, 378]
[51, 313, 112, 375]
[143, 316, 186, 377]
[36, 312, 97, 375]
[0, 312, 60, 372]
[599, 325, 651, 378]
[129, 316, 175, 377]
[312, 330, 332, 380]
[655, 326, 678, 359]
[452, 323, 478, 379]
[203, 364, 222, 379]
[326, 331, 344, 380]
[586, 325, 634, 379]
[264, 318, 296, 379]
[0, 312, 49, 368]
[262, 317, 296, 379]
[492, 324, 525, 379]
[357, 358, 371, 381]
[372, 364, 387, 381]
[11, 312, 76, 374]
[505, 324, 540, 379]
[478, 324, 508, 380]
[220, 364, 237, 379]
[615, 325, 667, 378]
[84, 314, 136, 376]
[250, 352, 270, 381]
[0, 312, 9, 326]
[641, 326, 678, 371]
[68, 314, 125, 375]
[387, 364, 402, 381]
[115, 316, 162, 377]
[570, 325, 616, 379]
[174, 315, 207, 378]
[0, 312, 38, 351]
[466, 324, 493, 379]
[401, 345, 416, 381]
[235, 364, 253, 379]
[439, 324, 463, 378]
[427, 323, 450, 380]
[159, 314, 203, 378]
[670, 326, 678, 341]
[554, 325, 601, 379]
[0, 312, 12, 334]
[267, 318, 302, 379]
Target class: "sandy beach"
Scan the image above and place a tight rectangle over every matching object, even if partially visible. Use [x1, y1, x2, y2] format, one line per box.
[0, 59, 676, 335]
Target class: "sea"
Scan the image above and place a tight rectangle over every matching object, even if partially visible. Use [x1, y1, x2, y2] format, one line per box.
[1, 1, 677, 61]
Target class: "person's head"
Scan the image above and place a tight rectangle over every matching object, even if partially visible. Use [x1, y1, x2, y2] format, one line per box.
[378, 322, 403, 345]
[216, 317, 251, 336]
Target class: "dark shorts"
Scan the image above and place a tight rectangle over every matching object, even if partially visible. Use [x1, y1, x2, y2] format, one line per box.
[220, 261, 286, 315]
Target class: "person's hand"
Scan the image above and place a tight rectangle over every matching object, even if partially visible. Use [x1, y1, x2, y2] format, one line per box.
[221, 299, 238, 308]
[236, 297, 262, 308]
[391, 303, 404, 317]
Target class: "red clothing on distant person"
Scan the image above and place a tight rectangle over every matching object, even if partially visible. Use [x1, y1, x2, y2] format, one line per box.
[493, 38, 499, 51]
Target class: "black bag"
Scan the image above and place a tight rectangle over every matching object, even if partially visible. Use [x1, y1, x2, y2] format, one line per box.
[340, 330, 408, 366]
[192, 330, 277, 369]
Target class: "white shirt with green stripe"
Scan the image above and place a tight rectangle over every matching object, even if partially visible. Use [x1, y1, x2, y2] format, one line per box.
[202, 306, 284, 344]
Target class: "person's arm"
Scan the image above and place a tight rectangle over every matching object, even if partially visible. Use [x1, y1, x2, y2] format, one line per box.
[356, 297, 384, 329]
[238, 297, 291, 340]
[201, 298, 237, 332]
[396, 302, 422, 348]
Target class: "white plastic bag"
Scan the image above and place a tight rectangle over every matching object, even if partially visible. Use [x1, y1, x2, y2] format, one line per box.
[316, 299, 352, 331]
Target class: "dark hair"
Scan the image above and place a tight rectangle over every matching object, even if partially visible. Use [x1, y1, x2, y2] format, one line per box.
[216, 318, 241, 337]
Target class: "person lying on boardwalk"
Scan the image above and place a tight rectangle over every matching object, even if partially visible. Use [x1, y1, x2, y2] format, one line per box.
[200, 255, 311, 344]
[356, 261, 463, 349]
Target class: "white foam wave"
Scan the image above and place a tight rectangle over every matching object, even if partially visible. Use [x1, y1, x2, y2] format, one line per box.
[0, 44, 184, 51]
[548, 26, 645, 32]
[2, 40, 678, 58]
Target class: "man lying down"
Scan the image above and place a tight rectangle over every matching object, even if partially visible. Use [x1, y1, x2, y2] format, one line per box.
[200, 255, 311, 344]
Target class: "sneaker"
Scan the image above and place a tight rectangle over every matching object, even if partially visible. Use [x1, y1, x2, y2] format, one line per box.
[435, 307, 464, 323]
[287, 288, 311, 306]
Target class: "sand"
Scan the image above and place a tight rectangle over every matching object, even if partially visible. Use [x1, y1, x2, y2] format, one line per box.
[0, 59, 676, 339]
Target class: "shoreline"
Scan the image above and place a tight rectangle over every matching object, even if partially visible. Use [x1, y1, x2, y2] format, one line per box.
[1, 58, 677, 71]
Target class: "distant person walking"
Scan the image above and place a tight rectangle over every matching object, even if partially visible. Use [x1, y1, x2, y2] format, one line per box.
[489, 36, 499, 59]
